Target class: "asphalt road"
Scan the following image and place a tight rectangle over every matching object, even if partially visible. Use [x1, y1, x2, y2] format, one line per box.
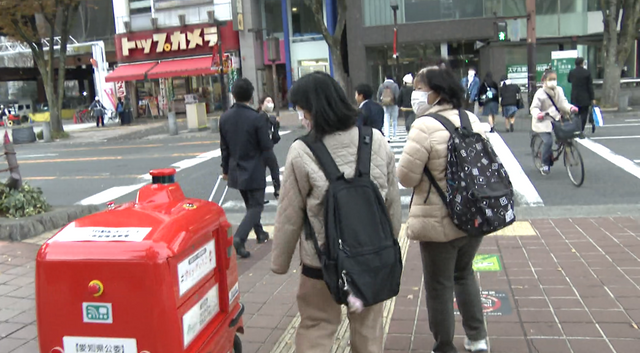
[7, 113, 640, 225]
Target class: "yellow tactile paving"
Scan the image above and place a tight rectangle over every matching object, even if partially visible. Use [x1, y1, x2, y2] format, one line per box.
[488, 221, 536, 236]
[270, 224, 410, 353]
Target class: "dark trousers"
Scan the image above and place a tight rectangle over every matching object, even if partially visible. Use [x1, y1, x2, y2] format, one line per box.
[420, 237, 486, 353]
[577, 105, 590, 131]
[263, 149, 280, 191]
[403, 110, 416, 133]
[235, 188, 266, 244]
[118, 112, 125, 125]
[540, 132, 554, 167]
[96, 115, 104, 127]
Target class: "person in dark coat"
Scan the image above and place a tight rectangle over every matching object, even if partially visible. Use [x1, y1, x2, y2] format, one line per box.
[355, 83, 384, 132]
[568, 57, 595, 132]
[89, 97, 105, 127]
[478, 72, 499, 133]
[397, 73, 415, 132]
[499, 75, 522, 133]
[123, 96, 133, 125]
[257, 95, 281, 200]
[220, 78, 274, 258]
[116, 97, 125, 125]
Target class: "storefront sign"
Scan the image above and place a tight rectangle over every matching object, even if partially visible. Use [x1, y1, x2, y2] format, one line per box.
[159, 78, 168, 112]
[506, 64, 549, 86]
[552, 50, 578, 103]
[115, 81, 126, 98]
[115, 23, 240, 63]
[232, 0, 244, 31]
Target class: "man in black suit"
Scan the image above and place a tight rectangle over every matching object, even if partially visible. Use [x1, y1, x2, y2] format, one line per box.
[220, 78, 273, 258]
[568, 57, 595, 132]
[355, 83, 384, 132]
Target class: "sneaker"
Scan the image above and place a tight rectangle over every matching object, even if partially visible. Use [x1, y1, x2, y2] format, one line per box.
[233, 238, 251, 258]
[464, 338, 488, 353]
[540, 165, 550, 176]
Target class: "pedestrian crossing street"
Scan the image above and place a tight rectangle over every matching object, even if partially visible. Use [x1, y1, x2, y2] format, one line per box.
[221, 127, 414, 213]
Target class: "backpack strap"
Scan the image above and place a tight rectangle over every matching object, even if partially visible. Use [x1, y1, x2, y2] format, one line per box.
[356, 126, 373, 178]
[421, 112, 459, 206]
[299, 132, 344, 182]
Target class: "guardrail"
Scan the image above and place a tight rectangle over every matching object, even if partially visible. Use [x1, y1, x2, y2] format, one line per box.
[593, 78, 640, 87]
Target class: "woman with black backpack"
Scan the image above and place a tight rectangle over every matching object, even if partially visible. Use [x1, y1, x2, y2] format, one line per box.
[257, 96, 281, 199]
[397, 59, 489, 353]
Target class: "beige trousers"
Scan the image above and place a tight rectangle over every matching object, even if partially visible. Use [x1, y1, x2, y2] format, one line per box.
[295, 274, 384, 353]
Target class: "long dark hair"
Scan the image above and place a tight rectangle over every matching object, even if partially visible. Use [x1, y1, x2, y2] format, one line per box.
[414, 57, 465, 110]
[288, 72, 357, 138]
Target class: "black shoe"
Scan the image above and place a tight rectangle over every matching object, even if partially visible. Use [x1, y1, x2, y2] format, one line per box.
[264, 200, 269, 204]
[592, 124, 596, 134]
[510, 123, 515, 132]
[257, 232, 270, 244]
[233, 238, 251, 258]
[505, 128, 510, 133]
[579, 132, 586, 139]
[489, 127, 495, 133]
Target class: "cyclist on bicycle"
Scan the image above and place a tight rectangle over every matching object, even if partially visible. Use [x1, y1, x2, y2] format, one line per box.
[530, 69, 578, 175]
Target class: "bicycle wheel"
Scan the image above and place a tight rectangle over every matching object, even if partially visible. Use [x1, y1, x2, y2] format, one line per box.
[531, 134, 543, 170]
[564, 142, 585, 187]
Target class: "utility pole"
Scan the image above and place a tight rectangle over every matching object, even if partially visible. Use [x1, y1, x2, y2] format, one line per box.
[217, 23, 229, 112]
[526, 0, 537, 106]
[266, 35, 281, 117]
[391, 0, 400, 84]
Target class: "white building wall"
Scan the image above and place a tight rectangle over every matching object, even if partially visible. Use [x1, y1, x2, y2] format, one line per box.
[290, 41, 330, 80]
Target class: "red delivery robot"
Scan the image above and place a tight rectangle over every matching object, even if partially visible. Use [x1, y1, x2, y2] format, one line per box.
[36, 168, 244, 353]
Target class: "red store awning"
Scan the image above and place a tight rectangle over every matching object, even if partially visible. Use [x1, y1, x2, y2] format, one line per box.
[146, 56, 219, 80]
[105, 62, 159, 82]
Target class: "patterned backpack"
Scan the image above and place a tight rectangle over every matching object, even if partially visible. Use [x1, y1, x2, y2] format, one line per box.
[423, 109, 515, 237]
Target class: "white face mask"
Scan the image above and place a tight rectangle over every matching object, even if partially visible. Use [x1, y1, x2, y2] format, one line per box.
[264, 102, 274, 112]
[297, 109, 305, 120]
[468, 71, 475, 78]
[546, 80, 557, 89]
[411, 90, 434, 114]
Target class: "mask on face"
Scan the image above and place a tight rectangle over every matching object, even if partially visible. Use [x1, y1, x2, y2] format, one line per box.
[411, 90, 438, 114]
[297, 109, 305, 120]
[264, 103, 274, 112]
[546, 80, 557, 89]
[468, 71, 475, 78]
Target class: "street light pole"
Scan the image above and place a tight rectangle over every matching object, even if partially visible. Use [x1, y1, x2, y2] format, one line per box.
[390, 0, 400, 84]
[526, 0, 537, 107]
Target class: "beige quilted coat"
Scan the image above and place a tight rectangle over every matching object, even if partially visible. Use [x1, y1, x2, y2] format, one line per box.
[397, 104, 486, 243]
[530, 86, 573, 133]
[271, 127, 402, 273]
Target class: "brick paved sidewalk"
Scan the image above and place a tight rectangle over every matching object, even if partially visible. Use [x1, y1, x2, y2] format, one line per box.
[1, 217, 640, 353]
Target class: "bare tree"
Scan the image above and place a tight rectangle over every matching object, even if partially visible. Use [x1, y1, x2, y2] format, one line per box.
[600, 0, 640, 108]
[304, 0, 348, 91]
[0, 0, 82, 133]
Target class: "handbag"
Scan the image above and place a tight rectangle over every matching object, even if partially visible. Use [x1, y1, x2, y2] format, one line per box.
[479, 83, 497, 104]
[592, 105, 604, 127]
[544, 92, 581, 141]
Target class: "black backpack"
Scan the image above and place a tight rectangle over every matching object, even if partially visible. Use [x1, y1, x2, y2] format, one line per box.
[423, 110, 515, 237]
[300, 126, 402, 307]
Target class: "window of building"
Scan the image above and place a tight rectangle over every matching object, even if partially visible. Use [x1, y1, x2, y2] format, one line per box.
[129, 0, 151, 15]
[404, 0, 485, 23]
[264, 0, 284, 35]
[291, 0, 322, 38]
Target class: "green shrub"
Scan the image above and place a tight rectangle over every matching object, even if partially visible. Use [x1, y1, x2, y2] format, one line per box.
[0, 182, 51, 218]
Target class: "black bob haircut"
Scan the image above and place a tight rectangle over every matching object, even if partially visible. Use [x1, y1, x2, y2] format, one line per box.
[575, 57, 585, 66]
[257, 95, 272, 112]
[414, 57, 465, 110]
[232, 78, 254, 102]
[288, 71, 358, 138]
[355, 83, 374, 101]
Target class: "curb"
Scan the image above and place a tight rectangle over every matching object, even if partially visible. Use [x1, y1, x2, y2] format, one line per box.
[0, 205, 100, 241]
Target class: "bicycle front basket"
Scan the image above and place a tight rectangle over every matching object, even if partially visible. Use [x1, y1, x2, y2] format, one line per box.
[552, 116, 581, 141]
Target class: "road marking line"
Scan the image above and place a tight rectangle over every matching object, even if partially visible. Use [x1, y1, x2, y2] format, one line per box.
[78, 183, 149, 206]
[77, 148, 222, 205]
[635, 160, 640, 163]
[577, 138, 640, 180]
[625, 119, 640, 122]
[598, 123, 640, 127]
[173, 140, 219, 146]
[54, 144, 163, 152]
[21, 156, 122, 164]
[590, 135, 640, 140]
[486, 133, 544, 207]
[209, 176, 222, 202]
[25, 175, 140, 180]
[20, 153, 58, 158]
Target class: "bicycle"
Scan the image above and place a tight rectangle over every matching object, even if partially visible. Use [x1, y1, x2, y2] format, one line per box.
[74, 108, 94, 123]
[530, 114, 584, 187]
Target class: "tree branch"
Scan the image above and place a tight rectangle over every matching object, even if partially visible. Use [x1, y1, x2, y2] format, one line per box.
[304, 0, 338, 49]
[333, 0, 347, 45]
